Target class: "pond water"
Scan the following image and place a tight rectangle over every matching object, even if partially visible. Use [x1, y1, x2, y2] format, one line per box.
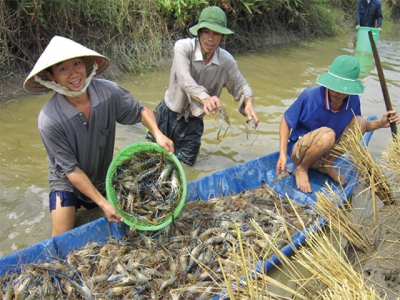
[0, 25, 399, 260]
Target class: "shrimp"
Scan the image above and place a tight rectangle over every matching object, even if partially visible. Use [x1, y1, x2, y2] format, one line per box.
[217, 105, 231, 143]
[245, 118, 259, 146]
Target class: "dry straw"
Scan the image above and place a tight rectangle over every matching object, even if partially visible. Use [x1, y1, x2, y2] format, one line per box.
[332, 122, 394, 204]
[378, 133, 400, 194]
[260, 197, 384, 299]
[312, 184, 373, 253]
[199, 219, 306, 300]
[199, 198, 386, 299]
[197, 127, 400, 299]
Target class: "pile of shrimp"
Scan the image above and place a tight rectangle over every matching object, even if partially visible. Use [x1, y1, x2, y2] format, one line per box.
[0, 183, 317, 299]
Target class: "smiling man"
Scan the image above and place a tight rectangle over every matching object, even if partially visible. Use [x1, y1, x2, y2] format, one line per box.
[276, 55, 399, 193]
[23, 36, 174, 236]
[146, 6, 259, 166]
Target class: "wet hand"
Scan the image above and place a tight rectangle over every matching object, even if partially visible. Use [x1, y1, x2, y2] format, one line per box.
[109, 214, 123, 222]
[244, 99, 259, 126]
[154, 133, 175, 154]
[104, 203, 123, 223]
[276, 155, 288, 175]
[203, 96, 221, 115]
[388, 110, 399, 124]
[382, 110, 400, 127]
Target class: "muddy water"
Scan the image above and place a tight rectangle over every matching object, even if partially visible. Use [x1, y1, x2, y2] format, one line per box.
[1, 25, 399, 260]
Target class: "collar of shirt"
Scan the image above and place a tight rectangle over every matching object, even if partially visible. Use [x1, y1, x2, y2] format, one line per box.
[55, 82, 100, 119]
[193, 39, 220, 66]
[324, 88, 350, 112]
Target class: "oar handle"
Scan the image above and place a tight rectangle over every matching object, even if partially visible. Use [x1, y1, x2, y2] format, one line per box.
[368, 30, 398, 137]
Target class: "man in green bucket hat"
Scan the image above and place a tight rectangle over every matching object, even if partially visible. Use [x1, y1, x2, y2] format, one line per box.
[146, 6, 259, 166]
[276, 55, 399, 193]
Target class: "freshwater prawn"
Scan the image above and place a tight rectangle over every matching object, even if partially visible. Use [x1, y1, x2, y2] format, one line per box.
[245, 118, 259, 146]
[217, 105, 231, 144]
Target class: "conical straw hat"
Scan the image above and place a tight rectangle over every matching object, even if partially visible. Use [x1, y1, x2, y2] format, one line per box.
[24, 36, 109, 93]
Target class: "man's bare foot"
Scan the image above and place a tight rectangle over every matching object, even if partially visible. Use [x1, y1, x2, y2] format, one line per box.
[294, 167, 312, 193]
[318, 166, 346, 185]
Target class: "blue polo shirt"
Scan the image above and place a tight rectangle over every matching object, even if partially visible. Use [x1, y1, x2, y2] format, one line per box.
[284, 86, 362, 156]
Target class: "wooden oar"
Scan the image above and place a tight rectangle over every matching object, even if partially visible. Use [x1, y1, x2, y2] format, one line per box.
[368, 30, 398, 137]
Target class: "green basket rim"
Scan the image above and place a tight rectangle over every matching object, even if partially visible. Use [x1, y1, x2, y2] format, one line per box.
[106, 142, 187, 231]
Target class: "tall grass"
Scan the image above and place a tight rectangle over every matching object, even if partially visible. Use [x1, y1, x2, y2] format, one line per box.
[1, 0, 358, 99]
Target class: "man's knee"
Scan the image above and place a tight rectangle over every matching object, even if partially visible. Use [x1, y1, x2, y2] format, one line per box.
[319, 128, 336, 148]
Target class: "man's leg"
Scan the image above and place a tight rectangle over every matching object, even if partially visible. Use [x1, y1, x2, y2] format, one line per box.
[316, 116, 364, 183]
[292, 128, 335, 193]
[50, 191, 77, 236]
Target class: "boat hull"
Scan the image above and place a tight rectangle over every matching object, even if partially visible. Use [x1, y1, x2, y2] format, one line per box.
[0, 116, 377, 279]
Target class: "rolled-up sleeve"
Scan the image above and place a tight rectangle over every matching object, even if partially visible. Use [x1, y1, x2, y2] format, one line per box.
[225, 62, 253, 116]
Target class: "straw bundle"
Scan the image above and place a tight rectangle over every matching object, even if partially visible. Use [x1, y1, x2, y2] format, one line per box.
[270, 226, 385, 299]
[251, 198, 384, 299]
[332, 123, 394, 204]
[312, 184, 373, 253]
[378, 133, 400, 194]
[205, 221, 307, 300]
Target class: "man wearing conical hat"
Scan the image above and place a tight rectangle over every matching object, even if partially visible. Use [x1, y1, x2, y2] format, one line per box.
[276, 55, 399, 193]
[24, 36, 174, 236]
[146, 6, 259, 166]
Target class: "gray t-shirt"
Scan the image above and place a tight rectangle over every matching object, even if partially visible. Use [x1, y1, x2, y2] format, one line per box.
[38, 78, 144, 202]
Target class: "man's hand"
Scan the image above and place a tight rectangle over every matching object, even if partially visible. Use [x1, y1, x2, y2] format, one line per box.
[276, 154, 288, 176]
[202, 96, 221, 115]
[243, 97, 259, 126]
[380, 110, 400, 128]
[101, 201, 123, 223]
[154, 133, 175, 154]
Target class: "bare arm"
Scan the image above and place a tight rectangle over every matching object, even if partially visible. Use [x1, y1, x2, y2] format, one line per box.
[141, 106, 174, 154]
[276, 116, 291, 175]
[66, 166, 123, 223]
[365, 110, 399, 132]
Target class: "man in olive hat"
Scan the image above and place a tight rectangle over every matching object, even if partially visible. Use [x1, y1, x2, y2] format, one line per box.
[146, 6, 259, 166]
[24, 36, 174, 236]
[276, 55, 399, 193]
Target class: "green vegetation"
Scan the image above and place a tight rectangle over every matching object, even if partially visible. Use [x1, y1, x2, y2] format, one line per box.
[2, 0, 394, 100]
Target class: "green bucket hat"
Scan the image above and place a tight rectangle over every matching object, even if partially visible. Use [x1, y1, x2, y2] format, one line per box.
[189, 6, 234, 36]
[316, 55, 364, 95]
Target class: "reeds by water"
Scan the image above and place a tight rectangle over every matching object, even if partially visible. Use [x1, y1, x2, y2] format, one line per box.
[332, 123, 395, 204]
[379, 133, 400, 194]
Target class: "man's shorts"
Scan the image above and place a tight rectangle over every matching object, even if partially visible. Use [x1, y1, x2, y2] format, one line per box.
[291, 127, 333, 168]
[49, 191, 98, 212]
[145, 100, 203, 166]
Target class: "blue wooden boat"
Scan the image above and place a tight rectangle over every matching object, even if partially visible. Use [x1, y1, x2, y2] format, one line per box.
[0, 116, 377, 296]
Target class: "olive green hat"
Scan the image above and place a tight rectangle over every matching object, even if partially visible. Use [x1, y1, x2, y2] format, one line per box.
[189, 6, 234, 36]
[316, 55, 364, 95]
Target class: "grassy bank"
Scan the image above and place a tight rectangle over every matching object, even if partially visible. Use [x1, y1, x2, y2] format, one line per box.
[0, 0, 381, 100]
